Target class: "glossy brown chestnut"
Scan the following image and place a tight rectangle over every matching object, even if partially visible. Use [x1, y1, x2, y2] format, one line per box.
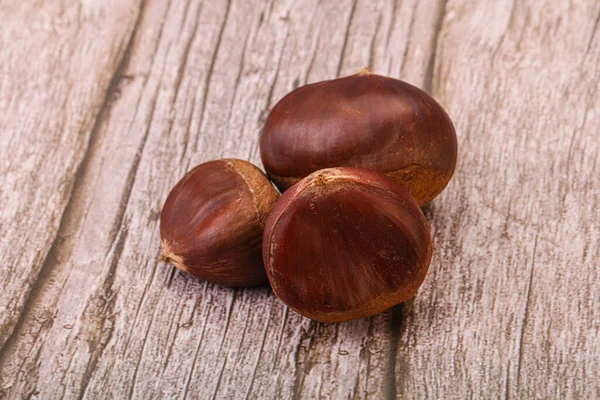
[262, 167, 432, 322]
[260, 69, 457, 205]
[160, 159, 279, 287]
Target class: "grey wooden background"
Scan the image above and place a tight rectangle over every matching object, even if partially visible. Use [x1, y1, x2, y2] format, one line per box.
[1, 0, 599, 398]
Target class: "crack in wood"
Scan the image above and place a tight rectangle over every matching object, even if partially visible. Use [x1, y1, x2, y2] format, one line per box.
[243, 302, 274, 398]
[367, 12, 383, 71]
[585, 5, 600, 55]
[336, 0, 358, 78]
[193, 0, 233, 153]
[263, 30, 290, 120]
[398, 5, 417, 78]
[515, 234, 538, 394]
[271, 306, 289, 372]
[127, 279, 162, 399]
[181, 284, 212, 400]
[423, 0, 447, 95]
[303, 1, 323, 82]
[170, 0, 204, 119]
[386, 305, 403, 400]
[78, 225, 129, 400]
[159, 287, 187, 376]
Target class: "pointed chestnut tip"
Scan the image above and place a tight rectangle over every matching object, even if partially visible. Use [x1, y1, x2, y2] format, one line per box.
[159, 243, 173, 264]
[356, 67, 372, 76]
[159, 241, 169, 262]
[159, 240, 187, 273]
[313, 173, 328, 186]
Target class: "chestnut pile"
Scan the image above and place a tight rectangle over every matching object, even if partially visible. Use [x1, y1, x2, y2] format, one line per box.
[160, 70, 457, 323]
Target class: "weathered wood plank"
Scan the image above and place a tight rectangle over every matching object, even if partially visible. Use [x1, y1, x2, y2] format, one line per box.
[396, 0, 600, 398]
[0, 0, 445, 398]
[1, 0, 599, 398]
[0, 0, 141, 360]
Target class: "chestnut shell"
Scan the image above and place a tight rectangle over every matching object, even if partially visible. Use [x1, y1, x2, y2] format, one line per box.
[262, 167, 433, 322]
[160, 159, 279, 287]
[260, 69, 457, 205]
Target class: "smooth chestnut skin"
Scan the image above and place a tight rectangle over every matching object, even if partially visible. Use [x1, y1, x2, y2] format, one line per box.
[263, 167, 433, 323]
[160, 159, 279, 287]
[260, 69, 457, 205]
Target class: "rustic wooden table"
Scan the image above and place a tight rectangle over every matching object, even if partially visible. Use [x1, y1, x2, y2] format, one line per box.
[1, 0, 598, 398]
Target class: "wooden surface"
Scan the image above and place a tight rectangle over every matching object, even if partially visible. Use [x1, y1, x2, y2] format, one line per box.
[1, 0, 598, 398]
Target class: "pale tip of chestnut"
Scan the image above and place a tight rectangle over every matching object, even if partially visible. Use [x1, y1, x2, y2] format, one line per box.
[355, 67, 372, 76]
[159, 240, 187, 273]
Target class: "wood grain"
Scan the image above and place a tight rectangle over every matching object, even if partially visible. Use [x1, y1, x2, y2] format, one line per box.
[0, 0, 598, 398]
[0, 0, 142, 361]
[397, 0, 600, 398]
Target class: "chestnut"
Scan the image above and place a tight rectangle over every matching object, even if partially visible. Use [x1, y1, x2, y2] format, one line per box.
[160, 159, 279, 287]
[262, 167, 432, 323]
[260, 69, 457, 205]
